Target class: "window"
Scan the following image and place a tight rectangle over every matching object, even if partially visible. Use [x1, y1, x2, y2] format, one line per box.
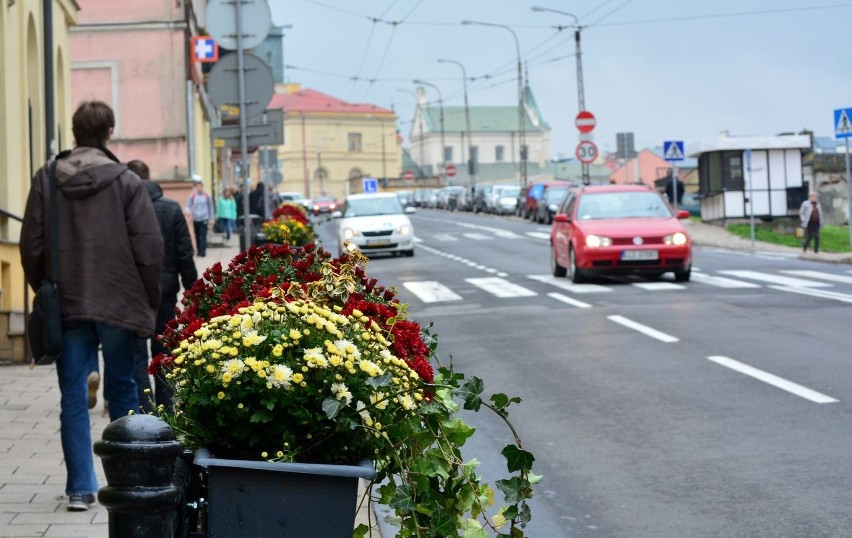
[348, 133, 362, 152]
[699, 151, 744, 194]
[495, 145, 505, 162]
[443, 146, 453, 163]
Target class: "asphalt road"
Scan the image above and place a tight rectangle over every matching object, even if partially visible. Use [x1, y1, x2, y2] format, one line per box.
[314, 209, 852, 537]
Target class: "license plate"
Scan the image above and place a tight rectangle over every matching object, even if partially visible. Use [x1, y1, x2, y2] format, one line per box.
[366, 239, 390, 246]
[621, 249, 658, 260]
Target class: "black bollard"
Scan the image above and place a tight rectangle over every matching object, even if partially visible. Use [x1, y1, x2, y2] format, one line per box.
[93, 414, 183, 538]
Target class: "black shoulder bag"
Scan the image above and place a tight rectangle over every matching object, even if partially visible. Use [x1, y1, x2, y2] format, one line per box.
[28, 159, 63, 365]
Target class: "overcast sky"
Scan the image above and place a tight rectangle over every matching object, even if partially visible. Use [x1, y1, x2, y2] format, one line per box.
[268, 0, 852, 160]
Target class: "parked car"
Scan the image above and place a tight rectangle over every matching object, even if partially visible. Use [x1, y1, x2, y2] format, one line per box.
[444, 186, 466, 211]
[550, 184, 692, 283]
[534, 184, 571, 224]
[278, 191, 311, 211]
[397, 190, 415, 208]
[521, 181, 564, 220]
[489, 185, 521, 215]
[471, 184, 492, 213]
[679, 192, 701, 217]
[311, 194, 339, 215]
[333, 192, 415, 257]
[413, 188, 434, 207]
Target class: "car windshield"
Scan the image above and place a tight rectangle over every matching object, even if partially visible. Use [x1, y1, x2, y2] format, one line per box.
[577, 192, 672, 220]
[497, 186, 520, 197]
[543, 187, 569, 202]
[315, 195, 335, 203]
[344, 197, 404, 217]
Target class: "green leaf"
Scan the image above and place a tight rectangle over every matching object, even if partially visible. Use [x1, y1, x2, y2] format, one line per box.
[353, 523, 369, 538]
[496, 477, 527, 504]
[455, 377, 484, 411]
[365, 373, 392, 390]
[389, 484, 416, 513]
[443, 417, 476, 446]
[528, 472, 543, 485]
[322, 397, 344, 419]
[501, 445, 535, 473]
[491, 393, 509, 408]
[430, 505, 457, 536]
[461, 518, 488, 538]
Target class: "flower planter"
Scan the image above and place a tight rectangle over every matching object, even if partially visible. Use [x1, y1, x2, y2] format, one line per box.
[194, 449, 375, 537]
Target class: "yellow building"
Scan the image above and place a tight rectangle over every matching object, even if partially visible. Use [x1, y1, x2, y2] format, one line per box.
[1, 0, 78, 362]
[266, 83, 401, 201]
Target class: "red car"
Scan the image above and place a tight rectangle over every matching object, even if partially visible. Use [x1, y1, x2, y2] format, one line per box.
[550, 184, 692, 282]
[311, 194, 338, 215]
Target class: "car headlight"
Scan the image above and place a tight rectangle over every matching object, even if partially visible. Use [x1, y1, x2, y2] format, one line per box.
[548, 203, 558, 211]
[342, 228, 360, 240]
[585, 235, 612, 247]
[397, 224, 412, 235]
[664, 232, 688, 246]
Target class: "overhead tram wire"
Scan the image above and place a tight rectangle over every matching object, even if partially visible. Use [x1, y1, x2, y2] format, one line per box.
[579, 0, 621, 22]
[589, 2, 852, 27]
[586, 0, 634, 28]
[346, 19, 379, 101]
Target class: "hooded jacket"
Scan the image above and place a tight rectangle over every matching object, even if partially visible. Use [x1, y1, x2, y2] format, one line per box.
[142, 181, 197, 298]
[20, 147, 164, 336]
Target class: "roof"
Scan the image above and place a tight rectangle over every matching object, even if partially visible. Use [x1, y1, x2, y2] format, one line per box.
[578, 184, 656, 194]
[346, 192, 399, 200]
[423, 105, 549, 134]
[268, 88, 394, 116]
[688, 134, 811, 156]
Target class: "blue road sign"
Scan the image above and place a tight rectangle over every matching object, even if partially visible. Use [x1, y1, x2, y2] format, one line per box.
[362, 177, 379, 193]
[834, 108, 852, 139]
[663, 140, 685, 161]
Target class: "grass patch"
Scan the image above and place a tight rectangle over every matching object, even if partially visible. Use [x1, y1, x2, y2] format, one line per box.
[727, 223, 850, 253]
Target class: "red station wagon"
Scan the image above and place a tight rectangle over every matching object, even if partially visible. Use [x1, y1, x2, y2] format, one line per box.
[550, 184, 693, 282]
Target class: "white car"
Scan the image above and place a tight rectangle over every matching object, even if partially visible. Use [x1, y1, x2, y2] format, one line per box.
[333, 193, 415, 257]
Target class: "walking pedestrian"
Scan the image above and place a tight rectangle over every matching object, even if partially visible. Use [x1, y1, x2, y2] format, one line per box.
[20, 100, 163, 511]
[249, 181, 267, 218]
[664, 172, 685, 206]
[799, 191, 824, 253]
[185, 175, 214, 256]
[215, 188, 237, 241]
[127, 159, 197, 413]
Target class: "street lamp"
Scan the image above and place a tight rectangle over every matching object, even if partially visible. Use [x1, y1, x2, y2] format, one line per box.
[397, 88, 425, 173]
[531, 6, 589, 183]
[461, 19, 527, 187]
[413, 79, 446, 183]
[438, 58, 475, 185]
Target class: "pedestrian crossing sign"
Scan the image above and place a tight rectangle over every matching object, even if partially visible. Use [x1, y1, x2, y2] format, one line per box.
[663, 140, 685, 161]
[834, 108, 852, 139]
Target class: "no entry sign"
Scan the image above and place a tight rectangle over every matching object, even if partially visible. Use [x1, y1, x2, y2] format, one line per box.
[445, 164, 457, 178]
[575, 111, 596, 134]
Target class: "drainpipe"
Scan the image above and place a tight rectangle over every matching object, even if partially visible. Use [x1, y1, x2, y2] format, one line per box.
[43, 0, 55, 161]
[300, 111, 310, 198]
[186, 81, 196, 179]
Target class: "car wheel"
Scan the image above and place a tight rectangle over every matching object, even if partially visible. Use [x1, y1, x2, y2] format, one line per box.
[404, 248, 415, 257]
[551, 244, 567, 277]
[674, 267, 691, 282]
[568, 246, 585, 283]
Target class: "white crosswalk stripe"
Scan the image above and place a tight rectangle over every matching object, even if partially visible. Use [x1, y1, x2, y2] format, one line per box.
[632, 282, 686, 291]
[719, 270, 832, 288]
[461, 233, 493, 241]
[465, 277, 537, 298]
[431, 233, 458, 242]
[525, 232, 551, 240]
[690, 272, 761, 288]
[527, 274, 612, 293]
[402, 281, 462, 303]
[781, 270, 852, 285]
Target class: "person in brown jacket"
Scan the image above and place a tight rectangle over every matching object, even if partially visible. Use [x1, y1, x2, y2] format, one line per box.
[20, 101, 163, 511]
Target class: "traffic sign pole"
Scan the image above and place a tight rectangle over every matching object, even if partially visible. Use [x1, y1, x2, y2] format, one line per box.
[833, 108, 852, 251]
[846, 136, 851, 250]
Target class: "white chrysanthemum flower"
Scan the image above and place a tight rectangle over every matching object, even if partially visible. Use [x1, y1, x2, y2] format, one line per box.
[335, 339, 361, 359]
[330, 382, 352, 405]
[358, 359, 383, 377]
[268, 364, 293, 389]
[221, 359, 245, 377]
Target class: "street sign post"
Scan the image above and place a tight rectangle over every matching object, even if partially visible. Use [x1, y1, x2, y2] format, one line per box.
[575, 111, 596, 134]
[445, 164, 457, 178]
[663, 141, 685, 212]
[575, 140, 598, 164]
[403, 170, 414, 181]
[835, 107, 852, 249]
[207, 53, 274, 122]
[363, 177, 379, 193]
[206, 0, 271, 50]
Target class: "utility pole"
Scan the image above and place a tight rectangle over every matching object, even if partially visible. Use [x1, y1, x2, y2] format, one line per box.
[438, 59, 475, 185]
[414, 80, 445, 182]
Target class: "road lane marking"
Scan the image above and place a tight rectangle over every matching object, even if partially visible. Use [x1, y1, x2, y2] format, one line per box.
[402, 281, 462, 303]
[632, 282, 686, 291]
[490, 229, 524, 239]
[782, 270, 852, 285]
[466, 277, 537, 298]
[718, 270, 831, 288]
[548, 293, 592, 308]
[432, 233, 458, 242]
[768, 285, 852, 304]
[607, 315, 679, 343]
[690, 272, 761, 288]
[707, 355, 838, 404]
[526, 232, 551, 240]
[462, 233, 493, 241]
[527, 274, 612, 293]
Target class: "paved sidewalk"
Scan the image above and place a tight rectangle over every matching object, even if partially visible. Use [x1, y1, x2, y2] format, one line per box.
[0, 237, 381, 537]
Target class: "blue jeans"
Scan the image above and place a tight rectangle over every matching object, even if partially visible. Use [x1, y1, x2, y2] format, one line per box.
[57, 321, 139, 496]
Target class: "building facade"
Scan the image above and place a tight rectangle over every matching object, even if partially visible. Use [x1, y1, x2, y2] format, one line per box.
[1, 0, 79, 362]
[408, 83, 551, 186]
[69, 0, 214, 184]
[267, 83, 401, 201]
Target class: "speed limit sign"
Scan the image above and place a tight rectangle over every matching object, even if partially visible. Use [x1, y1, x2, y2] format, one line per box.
[575, 140, 598, 164]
